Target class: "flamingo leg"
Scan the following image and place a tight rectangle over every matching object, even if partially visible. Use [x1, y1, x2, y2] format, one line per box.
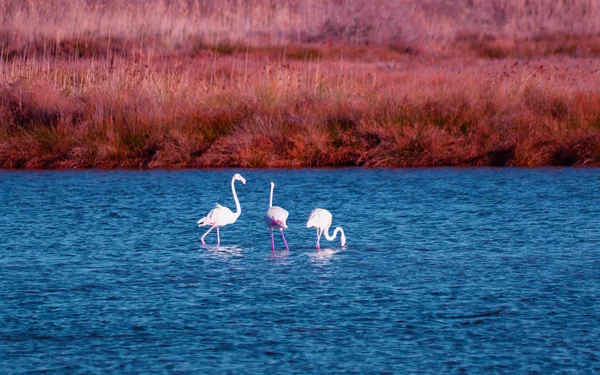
[316, 228, 323, 249]
[201, 225, 216, 244]
[270, 228, 275, 252]
[315, 228, 319, 248]
[216, 227, 220, 246]
[280, 229, 289, 251]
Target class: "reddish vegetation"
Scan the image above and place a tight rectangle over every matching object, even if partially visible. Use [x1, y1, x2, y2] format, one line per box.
[1, 0, 600, 168]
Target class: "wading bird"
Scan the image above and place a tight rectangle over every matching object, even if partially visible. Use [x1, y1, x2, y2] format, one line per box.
[198, 173, 246, 245]
[264, 182, 289, 251]
[306, 208, 346, 249]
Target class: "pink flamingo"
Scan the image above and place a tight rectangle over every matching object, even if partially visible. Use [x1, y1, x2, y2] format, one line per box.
[197, 173, 246, 245]
[306, 208, 346, 249]
[264, 182, 289, 252]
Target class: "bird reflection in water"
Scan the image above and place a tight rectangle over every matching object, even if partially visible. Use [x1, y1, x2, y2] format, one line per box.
[266, 248, 290, 261]
[309, 248, 340, 264]
[201, 245, 245, 260]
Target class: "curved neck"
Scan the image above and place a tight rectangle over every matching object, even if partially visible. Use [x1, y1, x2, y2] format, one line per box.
[269, 184, 274, 207]
[231, 177, 241, 218]
[324, 226, 344, 241]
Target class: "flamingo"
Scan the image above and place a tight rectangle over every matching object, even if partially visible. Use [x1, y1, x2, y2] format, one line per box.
[197, 173, 246, 245]
[306, 208, 346, 249]
[264, 182, 289, 252]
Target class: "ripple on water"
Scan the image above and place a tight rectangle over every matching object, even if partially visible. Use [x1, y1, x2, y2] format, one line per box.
[0, 169, 599, 373]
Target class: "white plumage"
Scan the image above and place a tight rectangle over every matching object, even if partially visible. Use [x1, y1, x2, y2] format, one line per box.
[306, 208, 346, 249]
[198, 203, 236, 227]
[264, 206, 289, 229]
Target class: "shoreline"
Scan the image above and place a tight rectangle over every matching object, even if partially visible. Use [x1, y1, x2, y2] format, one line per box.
[1, 165, 599, 172]
[2, 54, 599, 169]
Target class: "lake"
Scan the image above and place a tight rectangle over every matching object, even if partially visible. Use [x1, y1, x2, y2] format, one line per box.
[1, 169, 599, 373]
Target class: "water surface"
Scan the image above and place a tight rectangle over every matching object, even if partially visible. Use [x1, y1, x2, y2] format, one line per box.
[1, 169, 599, 373]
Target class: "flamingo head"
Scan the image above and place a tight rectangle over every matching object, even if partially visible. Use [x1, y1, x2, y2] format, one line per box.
[340, 231, 347, 248]
[234, 173, 246, 186]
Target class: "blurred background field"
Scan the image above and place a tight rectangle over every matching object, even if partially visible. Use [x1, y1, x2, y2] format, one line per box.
[1, 0, 599, 168]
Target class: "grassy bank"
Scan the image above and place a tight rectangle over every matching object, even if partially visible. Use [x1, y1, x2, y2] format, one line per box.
[1, 0, 600, 168]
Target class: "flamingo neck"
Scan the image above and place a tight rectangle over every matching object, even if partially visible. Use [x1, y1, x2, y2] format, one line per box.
[231, 177, 241, 218]
[269, 184, 274, 208]
[324, 226, 344, 242]
[324, 226, 346, 247]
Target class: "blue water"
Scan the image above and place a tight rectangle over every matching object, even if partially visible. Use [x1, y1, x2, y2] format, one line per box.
[0, 169, 599, 373]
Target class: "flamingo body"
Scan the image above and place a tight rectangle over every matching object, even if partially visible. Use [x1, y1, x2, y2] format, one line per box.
[306, 208, 333, 229]
[198, 203, 237, 227]
[264, 206, 289, 229]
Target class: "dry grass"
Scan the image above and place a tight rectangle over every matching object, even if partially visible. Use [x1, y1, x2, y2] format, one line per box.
[2, 0, 600, 55]
[1, 0, 600, 168]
